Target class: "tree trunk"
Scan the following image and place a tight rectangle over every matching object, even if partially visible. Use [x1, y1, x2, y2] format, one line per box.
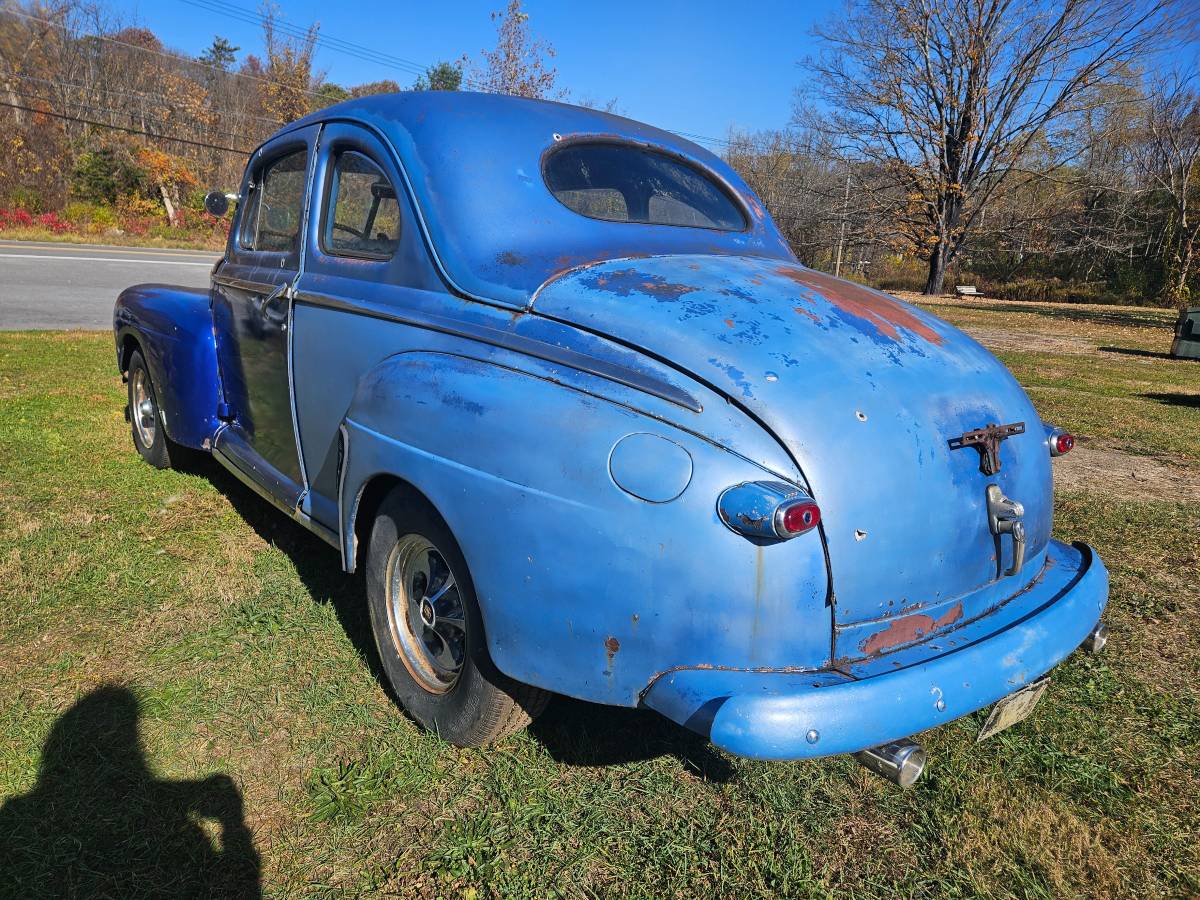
[158, 184, 178, 227]
[1168, 233, 1194, 311]
[924, 243, 947, 295]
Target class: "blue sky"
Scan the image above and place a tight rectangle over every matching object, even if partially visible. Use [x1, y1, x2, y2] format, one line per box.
[111, 0, 839, 145]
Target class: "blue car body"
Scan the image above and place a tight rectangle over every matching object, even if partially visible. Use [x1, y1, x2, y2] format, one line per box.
[114, 92, 1107, 761]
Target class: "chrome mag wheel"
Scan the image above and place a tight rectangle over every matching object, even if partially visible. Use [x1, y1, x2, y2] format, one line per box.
[384, 534, 468, 694]
[131, 367, 157, 448]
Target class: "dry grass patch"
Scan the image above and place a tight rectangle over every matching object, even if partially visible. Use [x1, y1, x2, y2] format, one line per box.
[1053, 442, 1200, 501]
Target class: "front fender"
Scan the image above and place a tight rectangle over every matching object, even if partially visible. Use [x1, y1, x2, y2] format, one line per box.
[339, 351, 832, 707]
[114, 283, 221, 449]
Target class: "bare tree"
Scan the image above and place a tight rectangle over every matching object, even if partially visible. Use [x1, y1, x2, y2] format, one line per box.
[808, 0, 1175, 294]
[1138, 73, 1200, 307]
[466, 0, 562, 99]
[725, 128, 848, 267]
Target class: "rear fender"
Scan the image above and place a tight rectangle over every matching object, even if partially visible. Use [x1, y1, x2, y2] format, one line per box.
[338, 351, 833, 706]
[114, 283, 221, 449]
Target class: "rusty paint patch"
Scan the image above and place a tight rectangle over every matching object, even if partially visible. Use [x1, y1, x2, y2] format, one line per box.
[604, 636, 620, 667]
[736, 512, 769, 528]
[586, 268, 700, 300]
[860, 601, 964, 657]
[775, 266, 944, 345]
[723, 318, 735, 328]
[793, 305, 820, 324]
[496, 250, 526, 266]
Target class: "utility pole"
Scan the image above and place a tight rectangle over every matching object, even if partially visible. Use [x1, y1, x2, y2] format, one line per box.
[834, 168, 850, 278]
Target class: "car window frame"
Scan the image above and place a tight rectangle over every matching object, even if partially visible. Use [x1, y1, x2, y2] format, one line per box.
[319, 148, 402, 262]
[540, 137, 750, 234]
[238, 144, 311, 257]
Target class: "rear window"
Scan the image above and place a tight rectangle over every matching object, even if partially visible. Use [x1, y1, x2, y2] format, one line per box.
[324, 151, 401, 259]
[543, 143, 746, 231]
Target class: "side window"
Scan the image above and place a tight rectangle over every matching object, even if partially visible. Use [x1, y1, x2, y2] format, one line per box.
[243, 149, 307, 253]
[324, 151, 401, 259]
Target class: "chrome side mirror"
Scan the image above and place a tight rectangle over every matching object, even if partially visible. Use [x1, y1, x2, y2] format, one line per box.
[204, 190, 237, 217]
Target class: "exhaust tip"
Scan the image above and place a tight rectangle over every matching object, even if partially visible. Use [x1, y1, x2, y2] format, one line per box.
[853, 739, 927, 789]
[1083, 622, 1108, 654]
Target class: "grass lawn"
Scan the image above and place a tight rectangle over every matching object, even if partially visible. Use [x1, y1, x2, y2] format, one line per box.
[0, 304, 1197, 897]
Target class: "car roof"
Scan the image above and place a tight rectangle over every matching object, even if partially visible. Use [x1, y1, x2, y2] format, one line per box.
[285, 91, 794, 308]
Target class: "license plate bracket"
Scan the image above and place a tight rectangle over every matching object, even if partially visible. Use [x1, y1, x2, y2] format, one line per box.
[977, 676, 1049, 742]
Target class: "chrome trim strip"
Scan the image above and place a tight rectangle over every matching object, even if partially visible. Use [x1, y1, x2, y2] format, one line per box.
[211, 272, 281, 294]
[293, 291, 703, 413]
[297, 508, 340, 548]
[212, 442, 297, 517]
[212, 442, 339, 549]
[336, 421, 351, 571]
[286, 283, 310, 496]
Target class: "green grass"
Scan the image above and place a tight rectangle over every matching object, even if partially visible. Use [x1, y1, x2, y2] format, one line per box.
[0, 313, 1198, 898]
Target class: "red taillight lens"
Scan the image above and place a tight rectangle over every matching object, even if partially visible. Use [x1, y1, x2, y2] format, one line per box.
[1054, 432, 1074, 455]
[718, 481, 822, 542]
[779, 501, 821, 536]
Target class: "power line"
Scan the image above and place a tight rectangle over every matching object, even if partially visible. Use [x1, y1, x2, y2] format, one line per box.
[0, 6, 326, 100]
[3, 3, 737, 151]
[12, 88, 264, 150]
[176, 0, 430, 78]
[169, 0, 739, 148]
[7, 71, 285, 128]
[0, 100, 251, 154]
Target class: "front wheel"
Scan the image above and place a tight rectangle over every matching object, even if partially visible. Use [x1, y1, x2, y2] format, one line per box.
[126, 349, 175, 469]
[365, 488, 549, 746]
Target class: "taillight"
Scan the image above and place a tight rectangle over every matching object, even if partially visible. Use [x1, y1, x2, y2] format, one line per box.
[717, 481, 822, 542]
[1046, 425, 1074, 457]
[778, 500, 821, 536]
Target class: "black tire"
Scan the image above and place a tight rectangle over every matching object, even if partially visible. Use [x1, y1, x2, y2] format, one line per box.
[365, 488, 549, 746]
[126, 349, 175, 470]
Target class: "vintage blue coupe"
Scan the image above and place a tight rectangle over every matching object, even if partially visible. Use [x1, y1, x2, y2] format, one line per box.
[114, 92, 1108, 786]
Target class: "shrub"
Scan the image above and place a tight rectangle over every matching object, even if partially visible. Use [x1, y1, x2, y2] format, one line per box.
[868, 254, 962, 294]
[36, 212, 73, 234]
[0, 208, 34, 229]
[62, 201, 105, 227]
[88, 205, 118, 232]
[71, 147, 147, 206]
[116, 192, 163, 221]
[120, 217, 152, 236]
[9, 187, 45, 213]
[973, 277, 1135, 306]
[175, 207, 230, 237]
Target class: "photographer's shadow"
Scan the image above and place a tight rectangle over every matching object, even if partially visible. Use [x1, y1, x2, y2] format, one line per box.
[0, 686, 261, 899]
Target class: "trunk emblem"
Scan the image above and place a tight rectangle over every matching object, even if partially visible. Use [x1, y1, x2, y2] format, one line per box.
[949, 422, 1025, 475]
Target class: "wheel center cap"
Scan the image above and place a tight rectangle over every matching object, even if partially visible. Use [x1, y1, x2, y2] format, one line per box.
[419, 599, 436, 628]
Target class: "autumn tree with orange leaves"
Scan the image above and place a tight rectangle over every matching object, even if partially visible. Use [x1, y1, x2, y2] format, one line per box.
[136, 147, 196, 226]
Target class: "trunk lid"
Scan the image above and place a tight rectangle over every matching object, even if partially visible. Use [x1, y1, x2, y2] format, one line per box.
[533, 255, 1054, 663]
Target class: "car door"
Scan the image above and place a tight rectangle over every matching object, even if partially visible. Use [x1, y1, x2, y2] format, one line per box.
[212, 125, 320, 507]
[288, 122, 415, 529]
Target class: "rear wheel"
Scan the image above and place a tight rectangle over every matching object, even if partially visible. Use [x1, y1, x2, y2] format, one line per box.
[126, 349, 175, 469]
[365, 488, 549, 745]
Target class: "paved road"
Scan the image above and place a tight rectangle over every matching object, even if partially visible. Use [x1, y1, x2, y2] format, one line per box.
[0, 240, 219, 330]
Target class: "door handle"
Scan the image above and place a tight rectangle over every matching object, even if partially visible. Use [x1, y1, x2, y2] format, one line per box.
[258, 281, 290, 316]
[986, 484, 1026, 577]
